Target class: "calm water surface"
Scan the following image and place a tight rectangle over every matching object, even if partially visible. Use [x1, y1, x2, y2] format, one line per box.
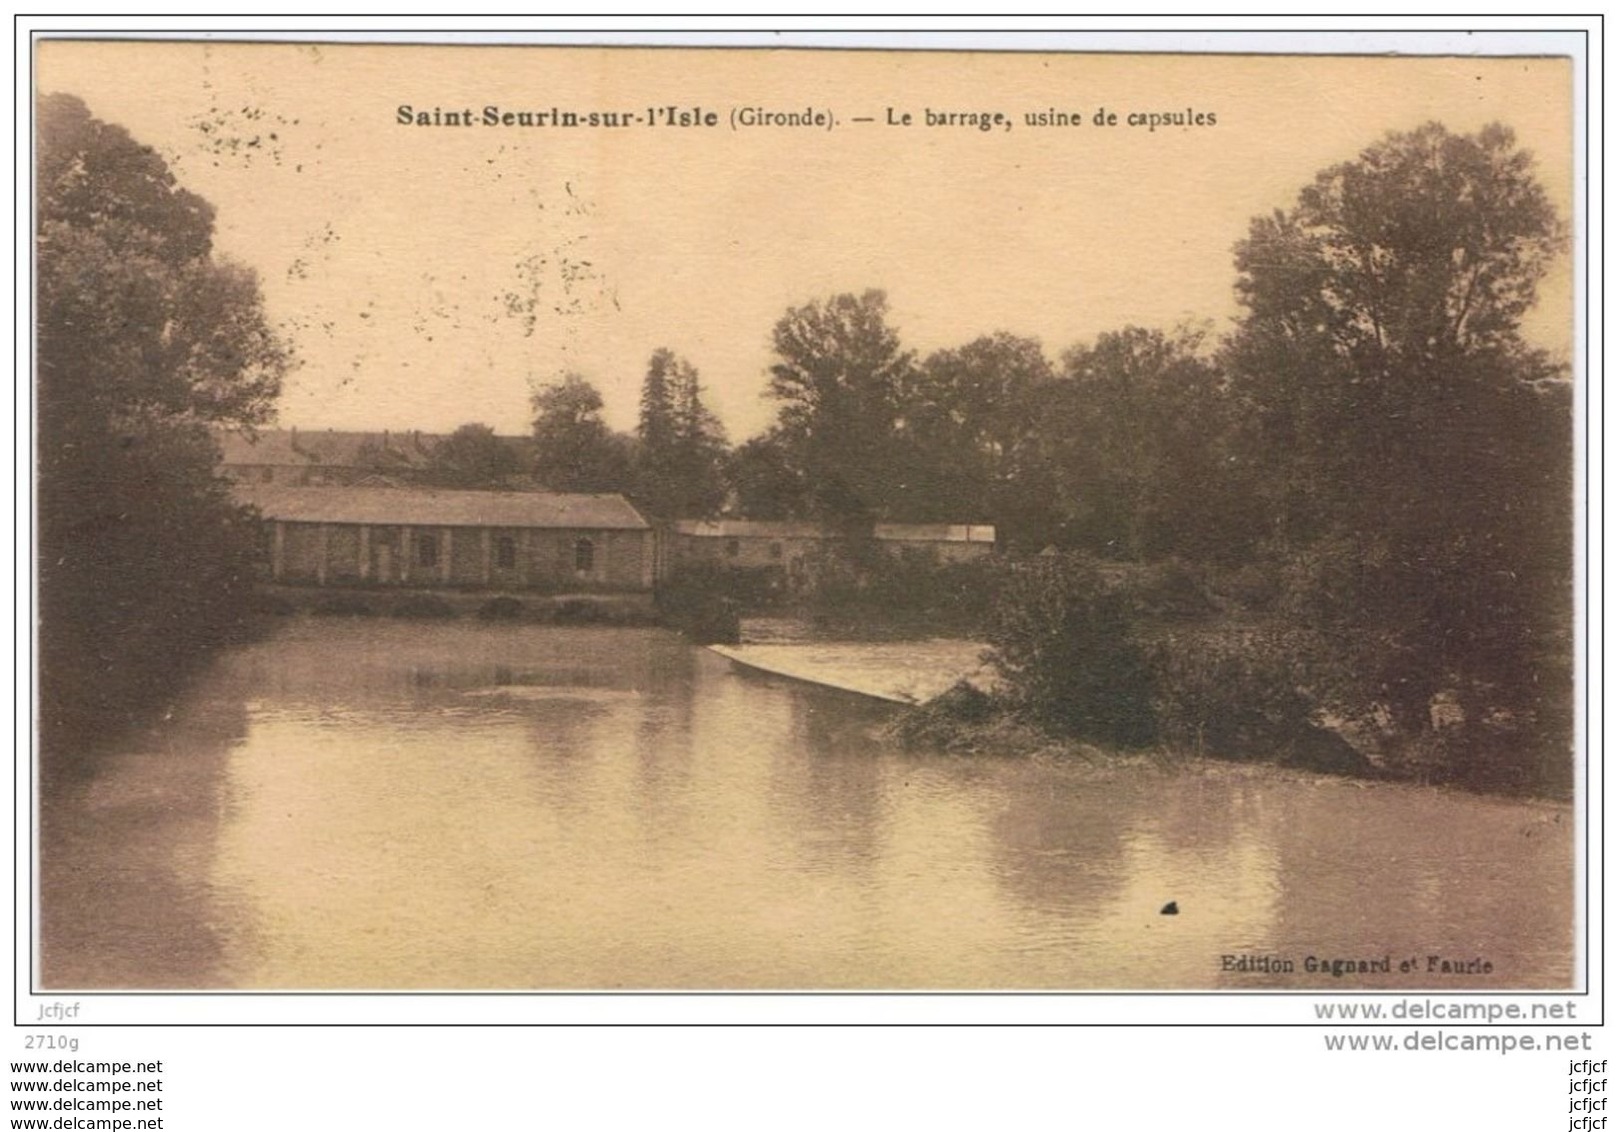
[41, 620, 1573, 989]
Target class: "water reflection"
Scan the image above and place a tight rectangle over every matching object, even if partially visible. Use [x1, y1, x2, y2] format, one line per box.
[40, 693, 247, 988]
[39, 620, 1574, 989]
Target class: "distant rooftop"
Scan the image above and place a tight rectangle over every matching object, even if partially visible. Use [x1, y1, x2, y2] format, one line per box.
[673, 520, 826, 540]
[215, 427, 532, 469]
[674, 519, 995, 543]
[874, 523, 996, 544]
[234, 484, 649, 531]
[214, 429, 312, 467]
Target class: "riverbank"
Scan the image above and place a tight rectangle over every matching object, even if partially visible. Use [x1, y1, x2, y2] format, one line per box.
[878, 681, 1579, 803]
[252, 583, 658, 623]
[711, 617, 1377, 781]
[710, 621, 1373, 781]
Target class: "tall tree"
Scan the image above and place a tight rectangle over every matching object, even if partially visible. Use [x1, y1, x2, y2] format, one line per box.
[1229, 121, 1569, 772]
[1230, 121, 1565, 544]
[668, 356, 729, 517]
[907, 333, 1056, 539]
[530, 373, 632, 492]
[38, 93, 291, 764]
[1042, 325, 1244, 561]
[636, 348, 678, 473]
[634, 349, 728, 518]
[766, 290, 912, 527]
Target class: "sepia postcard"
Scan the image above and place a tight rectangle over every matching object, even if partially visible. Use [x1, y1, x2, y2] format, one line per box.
[33, 38, 1580, 997]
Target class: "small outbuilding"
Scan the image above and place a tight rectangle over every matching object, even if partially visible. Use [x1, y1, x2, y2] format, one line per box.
[872, 523, 1000, 563]
[665, 519, 996, 588]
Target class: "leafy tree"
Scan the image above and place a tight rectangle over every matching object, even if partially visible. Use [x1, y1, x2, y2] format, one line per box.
[1242, 122, 1561, 369]
[728, 431, 808, 520]
[916, 334, 1051, 474]
[37, 93, 291, 766]
[766, 290, 913, 527]
[1230, 122, 1565, 544]
[1228, 121, 1570, 781]
[897, 333, 1055, 533]
[530, 373, 632, 492]
[1041, 325, 1247, 561]
[348, 435, 420, 480]
[422, 422, 522, 489]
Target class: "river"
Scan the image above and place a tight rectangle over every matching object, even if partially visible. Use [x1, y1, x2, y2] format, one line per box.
[39, 619, 1574, 990]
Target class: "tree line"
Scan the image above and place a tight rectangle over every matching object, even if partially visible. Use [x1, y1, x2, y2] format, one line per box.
[38, 91, 1572, 793]
[505, 295, 1240, 553]
[514, 120, 1571, 793]
[922, 121, 1564, 795]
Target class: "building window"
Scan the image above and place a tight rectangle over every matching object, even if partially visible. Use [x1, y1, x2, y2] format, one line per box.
[769, 541, 783, 560]
[260, 467, 274, 484]
[726, 538, 740, 558]
[496, 535, 517, 569]
[417, 533, 439, 568]
[574, 538, 594, 574]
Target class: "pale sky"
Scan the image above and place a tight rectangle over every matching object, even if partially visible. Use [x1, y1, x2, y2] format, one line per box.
[37, 42, 1574, 440]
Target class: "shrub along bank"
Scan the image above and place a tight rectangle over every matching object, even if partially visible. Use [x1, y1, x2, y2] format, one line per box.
[884, 552, 1569, 799]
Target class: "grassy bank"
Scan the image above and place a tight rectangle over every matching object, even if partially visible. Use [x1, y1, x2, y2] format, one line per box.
[664, 548, 1571, 799]
[880, 674, 1571, 801]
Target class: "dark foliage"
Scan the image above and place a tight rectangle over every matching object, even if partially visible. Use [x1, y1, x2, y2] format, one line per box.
[1227, 122, 1572, 788]
[656, 562, 744, 644]
[1146, 626, 1343, 761]
[37, 94, 290, 768]
[530, 373, 634, 492]
[882, 680, 998, 750]
[477, 597, 527, 621]
[391, 595, 457, 619]
[762, 290, 913, 524]
[984, 554, 1156, 748]
[1041, 326, 1257, 563]
[800, 548, 1003, 635]
[728, 433, 811, 520]
[421, 423, 522, 489]
[633, 349, 728, 519]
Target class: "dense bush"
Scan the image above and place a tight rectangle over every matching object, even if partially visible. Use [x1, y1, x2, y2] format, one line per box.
[979, 554, 1376, 772]
[656, 562, 743, 643]
[392, 595, 457, 619]
[1147, 627, 1328, 753]
[477, 597, 526, 621]
[1117, 557, 1214, 620]
[984, 553, 1156, 747]
[312, 594, 377, 617]
[1143, 625, 1371, 774]
[783, 545, 1003, 635]
[884, 679, 998, 747]
[39, 437, 269, 766]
